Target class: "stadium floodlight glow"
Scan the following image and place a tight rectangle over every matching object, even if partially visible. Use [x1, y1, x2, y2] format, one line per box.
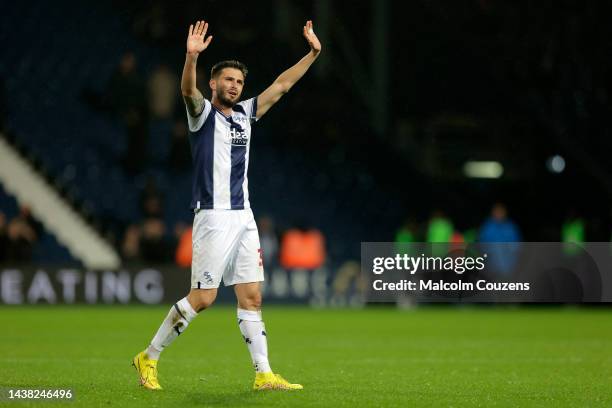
[463, 161, 503, 179]
[546, 155, 565, 173]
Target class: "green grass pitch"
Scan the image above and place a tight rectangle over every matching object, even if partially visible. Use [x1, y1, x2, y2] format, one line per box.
[1, 305, 612, 407]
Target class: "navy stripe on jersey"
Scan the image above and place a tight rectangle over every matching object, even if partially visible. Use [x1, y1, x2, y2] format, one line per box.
[232, 103, 246, 114]
[252, 97, 257, 119]
[190, 111, 216, 209]
[230, 118, 247, 209]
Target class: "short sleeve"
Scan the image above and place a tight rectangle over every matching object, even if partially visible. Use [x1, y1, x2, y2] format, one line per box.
[185, 98, 212, 132]
[237, 97, 258, 123]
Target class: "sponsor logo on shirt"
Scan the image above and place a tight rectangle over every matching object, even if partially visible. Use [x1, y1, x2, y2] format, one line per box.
[228, 128, 249, 146]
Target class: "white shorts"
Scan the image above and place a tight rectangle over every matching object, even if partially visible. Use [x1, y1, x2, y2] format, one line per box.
[191, 208, 264, 289]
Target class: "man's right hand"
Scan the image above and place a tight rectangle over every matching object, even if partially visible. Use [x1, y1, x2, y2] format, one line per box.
[187, 20, 213, 55]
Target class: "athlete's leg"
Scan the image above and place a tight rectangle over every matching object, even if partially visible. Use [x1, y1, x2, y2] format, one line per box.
[234, 282, 302, 390]
[229, 212, 269, 373]
[145, 288, 217, 358]
[235, 281, 262, 310]
[227, 210, 301, 389]
[132, 292, 202, 390]
[147, 208, 234, 356]
[187, 288, 218, 312]
[234, 282, 270, 373]
[133, 209, 231, 390]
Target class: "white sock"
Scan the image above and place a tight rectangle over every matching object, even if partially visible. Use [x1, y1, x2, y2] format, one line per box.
[146, 297, 198, 360]
[237, 308, 272, 373]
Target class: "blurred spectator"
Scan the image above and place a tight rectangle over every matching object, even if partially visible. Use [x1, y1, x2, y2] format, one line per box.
[395, 217, 416, 255]
[121, 220, 175, 264]
[562, 213, 585, 255]
[121, 224, 141, 262]
[175, 224, 192, 268]
[120, 177, 177, 264]
[139, 178, 173, 263]
[450, 231, 464, 244]
[0, 211, 7, 262]
[0, 207, 42, 263]
[140, 217, 171, 263]
[562, 215, 585, 244]
[6, 211, 38, 262]
[20, 206, 43, 236]
[107, 52, 147, 120]
[395, 218, 416, 243]
[120, 98, 149, 172]
[280, 226, 326, 270]
[83, 52, 146, 118]
[140, 177, 163, 218]
[82, 52, 148, 173]
[168, 119, 191, 172]
[426, 211, 453, 243]
[479, 203, 521, 275]
[258, 216, 279, 268]
[142, 194, 163, 220]
[479, 203, 521, 242]
[148, 64, 178, 120]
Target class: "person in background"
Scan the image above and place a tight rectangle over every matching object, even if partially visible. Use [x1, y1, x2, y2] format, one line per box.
[108, 52, 148, 173]
[148, 64, 178, 120]
[427, 211, 453, 256]
[6, 211, 38, 262]
[0, 211, 8, 262]
[174, 223, 193, 268]
[426, 211, 453, 243]
[561, 212, 585, 255]
[395, 217, 416, 243]
[479, 203, 521, 243]
[121, 224, 141, 263]
[479, 203, 521, 275]
[395, 217, 417, 256]
[280, 223, 326, 270]
[258, 216, 279, 269]
[140, 216, 171, 263]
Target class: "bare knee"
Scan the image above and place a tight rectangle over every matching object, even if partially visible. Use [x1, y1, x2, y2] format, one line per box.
[239, 292, 262, 310]
[187, 289, 217, 312]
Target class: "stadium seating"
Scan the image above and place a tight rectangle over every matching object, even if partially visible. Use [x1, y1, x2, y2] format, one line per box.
[0, 0, 404, 264]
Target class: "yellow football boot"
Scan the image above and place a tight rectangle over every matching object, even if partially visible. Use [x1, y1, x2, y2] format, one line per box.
[132, 351, 162, 390]
[253, 372, 303, 390]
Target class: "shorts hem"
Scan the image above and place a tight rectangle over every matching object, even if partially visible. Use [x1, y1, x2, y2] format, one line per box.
[223, 277, 265, 287]
[191, 282, 220, 290]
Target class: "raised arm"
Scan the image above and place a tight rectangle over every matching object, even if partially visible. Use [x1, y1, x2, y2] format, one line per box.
[181, 20, 213, 117]
[256, 20, 322, 119]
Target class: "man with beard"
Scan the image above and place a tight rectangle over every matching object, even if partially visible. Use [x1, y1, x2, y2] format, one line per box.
[133, 20, 321, 391]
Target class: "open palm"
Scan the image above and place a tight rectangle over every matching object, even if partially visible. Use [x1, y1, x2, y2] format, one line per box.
[303, 20, 321, 54]
[187, 20, 213, 54]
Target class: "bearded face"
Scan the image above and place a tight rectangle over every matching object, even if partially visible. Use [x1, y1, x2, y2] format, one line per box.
[210, 68, 244, 107]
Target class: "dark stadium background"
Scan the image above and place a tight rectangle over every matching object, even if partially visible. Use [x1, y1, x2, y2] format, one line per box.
[1, 0, 612, 288]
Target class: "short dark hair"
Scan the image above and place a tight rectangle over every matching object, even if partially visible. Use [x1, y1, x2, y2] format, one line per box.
[210, 60, 248, 79]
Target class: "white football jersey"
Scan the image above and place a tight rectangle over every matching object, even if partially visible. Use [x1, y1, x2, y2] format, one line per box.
[185, 97, 257, 210]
